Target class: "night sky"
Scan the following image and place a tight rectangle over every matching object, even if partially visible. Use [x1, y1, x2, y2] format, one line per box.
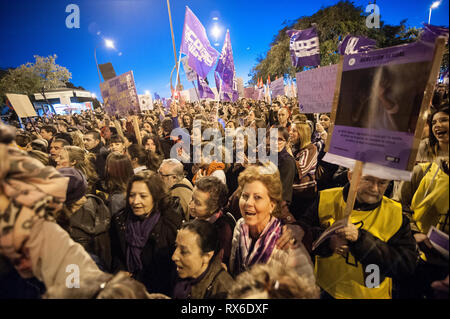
[0, 0, 448, 100]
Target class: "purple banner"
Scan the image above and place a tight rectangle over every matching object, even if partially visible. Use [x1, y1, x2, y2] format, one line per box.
[286, 27, 320, 67]
[197, 75, 215, 99]
[329, 41, 436, 171]
[420, 23, 449, 44]
[180, 6, 219, 79]
[215, 30, 235, 94]
[338, 35, 377, 55]
[270, 78, 285, 98]
[100, 71, 140, 116]
[296, 64, 338, 113]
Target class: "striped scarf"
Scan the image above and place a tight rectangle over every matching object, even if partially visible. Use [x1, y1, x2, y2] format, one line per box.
[235, 217, 282, 274]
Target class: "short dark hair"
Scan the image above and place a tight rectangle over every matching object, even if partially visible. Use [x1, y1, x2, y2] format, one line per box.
[86, 130, 101, 141]
[161, 118, 173, 135]
[195, 176, 228, 214]
[41, 125, 57, 135]
[181, 219, 219, 254]
[54, 132, 73, 145]
[52, 138, 70, 147]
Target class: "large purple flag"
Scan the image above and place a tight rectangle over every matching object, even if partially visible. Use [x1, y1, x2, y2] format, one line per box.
[286, 27, 320, 67]
[180, 6, 219, 79]
[420, 24, 449, 44]
[215, 30, 235, 94]
[338, 35, 377, 55]
[197, 75, 215, 99]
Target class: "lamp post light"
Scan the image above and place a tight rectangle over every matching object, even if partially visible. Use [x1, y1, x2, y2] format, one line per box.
[428, 1, 441, 24]
[94, 39, 115, 83]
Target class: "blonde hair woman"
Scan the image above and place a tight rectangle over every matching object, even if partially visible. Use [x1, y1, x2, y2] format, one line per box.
[288, 120, 318, 219]
[56, 146, 98, 194]
[229, 162, 316, 286]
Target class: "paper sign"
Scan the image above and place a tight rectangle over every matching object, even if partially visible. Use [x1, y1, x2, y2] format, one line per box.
[6, 93, 37, 117]
[139, 94, 153, 111]
[270, 78, 285, 98]
[100, 71, 140, 116]
[296, 64, 338, 113]
[328, 41, 442, 172]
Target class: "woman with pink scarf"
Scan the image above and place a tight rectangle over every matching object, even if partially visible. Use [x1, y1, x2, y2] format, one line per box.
[229, 162, 316, 288]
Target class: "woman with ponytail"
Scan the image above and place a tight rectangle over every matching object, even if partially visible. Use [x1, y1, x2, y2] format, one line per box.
[127, 144, 163, 173]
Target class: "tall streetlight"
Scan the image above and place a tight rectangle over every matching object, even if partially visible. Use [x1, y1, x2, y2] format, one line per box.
[94, 39, 115, 83]
[428, 1, 441, 24]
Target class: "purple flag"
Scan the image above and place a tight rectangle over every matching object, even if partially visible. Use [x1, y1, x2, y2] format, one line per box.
[420, 24, 449, 44]
[180, 6, 219, 79]
[215, 30, 235, 94]
[338, 35, 377, 55]
[286, 27, 320, 67]
[197, 75, 215, 99]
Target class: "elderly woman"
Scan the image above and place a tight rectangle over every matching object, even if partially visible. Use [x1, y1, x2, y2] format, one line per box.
[172, 219, 234, 299]
[189, 176, 235, 265]
[229, 162, 315, 285]
[110, 171, 183, 295]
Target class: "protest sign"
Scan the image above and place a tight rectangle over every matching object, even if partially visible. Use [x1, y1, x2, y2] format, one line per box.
[181, 56, 197, 81]
[325, 38, 446, 177]
[100, 71, 140, 116]
[99, 62, 117, 81]
[244, 87, 255, 99]
[296, 64, 338, 113]
[270, 78, 285, 98]
[139, 94, 153, 111]
[189, 88, 200, 102]
[237, 78, 244, 98]
[6, 93, 37, 118]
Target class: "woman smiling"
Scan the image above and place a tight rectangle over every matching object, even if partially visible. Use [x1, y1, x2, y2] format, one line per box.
[229, 163, 316, 286]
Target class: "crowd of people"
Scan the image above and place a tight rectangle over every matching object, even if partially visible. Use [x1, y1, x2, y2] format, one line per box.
[0, 88, 448, 299]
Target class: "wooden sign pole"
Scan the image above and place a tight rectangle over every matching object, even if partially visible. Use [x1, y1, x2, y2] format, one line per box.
[133, 116, 142, 146]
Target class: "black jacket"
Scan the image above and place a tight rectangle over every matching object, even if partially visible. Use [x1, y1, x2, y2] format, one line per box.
[61, 195, 112, 272]
[110, 197, 183, 295]
[278, 147, 296, 204]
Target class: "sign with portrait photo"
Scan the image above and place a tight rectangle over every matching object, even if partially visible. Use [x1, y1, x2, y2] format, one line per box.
[327, 39, 446, 174]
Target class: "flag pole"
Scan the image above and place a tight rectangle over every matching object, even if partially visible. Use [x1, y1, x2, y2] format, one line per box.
[167, 0, 181, 91]
[192, 81, 200, 101]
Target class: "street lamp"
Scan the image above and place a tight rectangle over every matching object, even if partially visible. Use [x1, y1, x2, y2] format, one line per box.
[94, 39, 115, 83]
[428, 1, 441, 24]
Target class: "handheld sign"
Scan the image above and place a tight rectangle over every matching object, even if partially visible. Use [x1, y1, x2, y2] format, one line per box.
[6, 94, 37, 118]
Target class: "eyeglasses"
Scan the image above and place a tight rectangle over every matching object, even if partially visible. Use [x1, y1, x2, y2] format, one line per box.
[158, 171, 176, 178]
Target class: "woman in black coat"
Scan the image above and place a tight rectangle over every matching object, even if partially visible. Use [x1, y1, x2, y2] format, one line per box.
[110, 171, 183, 295]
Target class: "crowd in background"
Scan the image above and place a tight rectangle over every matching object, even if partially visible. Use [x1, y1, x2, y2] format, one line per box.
[0, 84, 448, 299]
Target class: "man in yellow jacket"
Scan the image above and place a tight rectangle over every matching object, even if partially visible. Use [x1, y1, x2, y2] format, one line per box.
[298, 171, 418, 299]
